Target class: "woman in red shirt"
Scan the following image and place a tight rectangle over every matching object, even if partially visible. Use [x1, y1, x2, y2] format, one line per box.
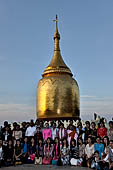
[97, 121, 107, 139]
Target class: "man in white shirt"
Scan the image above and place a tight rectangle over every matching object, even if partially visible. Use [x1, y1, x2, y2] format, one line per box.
[25, 120, 36, 137]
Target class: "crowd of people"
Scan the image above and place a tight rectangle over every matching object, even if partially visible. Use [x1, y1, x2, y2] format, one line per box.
[0, 118, 113, 170]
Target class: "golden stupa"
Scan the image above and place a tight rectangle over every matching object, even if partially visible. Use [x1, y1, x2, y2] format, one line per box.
[36, 15, 80, 120]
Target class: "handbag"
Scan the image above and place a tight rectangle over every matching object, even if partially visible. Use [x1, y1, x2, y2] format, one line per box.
[30, 154, 35, 161]
[35, 157, 42, 165]
[52, 160, 58, 165]
[42, 156, 52, 165]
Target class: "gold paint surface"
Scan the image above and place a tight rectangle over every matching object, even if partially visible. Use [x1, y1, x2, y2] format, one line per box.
[37, 74, 80, 118]
[36, 16, 80, 119]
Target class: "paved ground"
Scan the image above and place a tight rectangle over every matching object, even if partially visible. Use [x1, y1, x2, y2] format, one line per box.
[1, 164, 89, 170]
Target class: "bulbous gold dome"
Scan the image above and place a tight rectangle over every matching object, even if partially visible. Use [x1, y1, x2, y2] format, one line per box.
[36, 16, 80, 119]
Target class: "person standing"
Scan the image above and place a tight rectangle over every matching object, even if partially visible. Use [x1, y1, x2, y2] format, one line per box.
[25, 120, 36, 139]
[0, 139, 4, 168]
[108, 121, 113, 141]
[51, 122, 58, 141]
[97, 121, 107, 139]
[42, 123, 52, 142]
[57, 123, 67, 141]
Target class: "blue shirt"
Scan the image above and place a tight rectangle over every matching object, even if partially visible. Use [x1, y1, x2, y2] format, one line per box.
[23, 143, 28, 153]
[94, 143, 104, 158]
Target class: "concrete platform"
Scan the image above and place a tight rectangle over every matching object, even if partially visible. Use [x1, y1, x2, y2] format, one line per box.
[1, 164, 89, 170]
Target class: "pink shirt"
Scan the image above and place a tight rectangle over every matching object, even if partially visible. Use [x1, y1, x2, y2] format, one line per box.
[42, 128, 52, 140]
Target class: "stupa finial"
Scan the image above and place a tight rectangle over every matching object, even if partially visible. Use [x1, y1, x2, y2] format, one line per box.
[53, 15, 60, 41]
[53, 14, 58, 33]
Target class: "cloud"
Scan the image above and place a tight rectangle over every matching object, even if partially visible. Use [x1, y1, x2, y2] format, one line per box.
[81, 95, 96, 99]
[0, 103, 36, 125]
[80, 96, 113, 121]
[0, 96, 113, 124]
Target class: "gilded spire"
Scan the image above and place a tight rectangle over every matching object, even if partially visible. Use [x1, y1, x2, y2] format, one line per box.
[42, 15, 72, 77]
[53, 15, 58, 34]
[53, 15, 60, 51]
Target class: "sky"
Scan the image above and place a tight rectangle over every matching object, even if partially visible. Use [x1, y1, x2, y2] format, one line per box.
[0, 0, 113, 124]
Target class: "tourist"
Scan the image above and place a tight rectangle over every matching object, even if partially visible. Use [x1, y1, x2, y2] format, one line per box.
[25, 120, 36, 138]
[39, 121, 44, 132]
[103, 136, 109, 154]
[70, 139, 79, 166]
[108, 140, 113, 170]
[91, 151, 101, 170]
[35, 119, 40, 128]
[12, 122, 17, 133]
[35, 138, 43, 165]
[94, 136, 104, 158]
[77, 124, 85, 142]
[108, 121, 113, 141]
[42, 137, 53, 165]
[14, 139, 23, 165]
[4, 139, 14, 166]
[22, 137, 29, 164]
[52, 137, 60, 165]
[2, 125, 12, 146]
[51, 122, 58, 141]
[90, 122, 97, 143]
[97, 121, 107, 139]
[84, 121, 92, 143]
[60, 138, 69, 165]
[12, 124, 22, 145]
[1, 117, 113, 168]
[85, 137, 94, 168]
[1, 121, 9, 134]
[28, 137, 36, 164]
[34, 127, 43, 144]
[67, 120, 75, 130]
[99, 136, 109, 170]
[67, 125, 78, 147]
[42, 123, 52, 142]
[21, 122, 27, 142]
[0, 139, 4, 168]
[78, 138, 85, 165]
[57, 123, 67, 141]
